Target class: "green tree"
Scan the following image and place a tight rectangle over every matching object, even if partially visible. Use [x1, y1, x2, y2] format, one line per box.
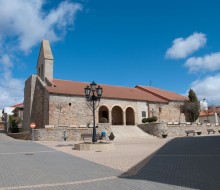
[188, 89, 198, 102]
[182, 89, 200, 122]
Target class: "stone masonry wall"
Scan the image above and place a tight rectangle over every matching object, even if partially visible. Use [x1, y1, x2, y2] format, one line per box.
[30, 77, 47, 129]
[31, 125, 111, 141]
[48, 95, 148, 127]
[23, 75, 37, 131]
[138, 123, 220, 137]
[148, 101, 185, 123]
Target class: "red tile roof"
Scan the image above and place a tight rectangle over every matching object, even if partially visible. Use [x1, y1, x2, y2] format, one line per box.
[46, 79, 168, 103]
[136, 85, 188, 101]
[10, 103, 24, 108]
[200, 108, 220, 116]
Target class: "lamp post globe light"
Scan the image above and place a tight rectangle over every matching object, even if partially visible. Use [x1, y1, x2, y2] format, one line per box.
[84, 81, 103, 143]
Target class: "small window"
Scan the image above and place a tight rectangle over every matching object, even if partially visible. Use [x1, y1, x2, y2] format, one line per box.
[69, 103, 71, 106]
[142, 111, 146, 117]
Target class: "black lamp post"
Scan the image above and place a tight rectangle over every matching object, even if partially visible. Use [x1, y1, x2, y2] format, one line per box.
[84, 81, 103, 143]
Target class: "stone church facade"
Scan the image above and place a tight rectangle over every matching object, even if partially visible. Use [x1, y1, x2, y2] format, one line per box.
[23, 40, 187, 131]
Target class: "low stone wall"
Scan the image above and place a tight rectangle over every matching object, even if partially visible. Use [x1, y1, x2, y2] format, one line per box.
[138, 123, 220, 137]
[31, 125, 111, 141]
[8, 131, 31, 140]
[138, 123, 167, 137]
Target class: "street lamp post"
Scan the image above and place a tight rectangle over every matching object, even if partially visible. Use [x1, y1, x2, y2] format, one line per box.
[84, 81, 103, 143]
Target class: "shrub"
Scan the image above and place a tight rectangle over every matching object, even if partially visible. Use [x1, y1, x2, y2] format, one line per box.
[142, 116, 157, 123]
[142, 118, 148, 123]
[100, 117, 108, 123]
[150, 116, 158, 122]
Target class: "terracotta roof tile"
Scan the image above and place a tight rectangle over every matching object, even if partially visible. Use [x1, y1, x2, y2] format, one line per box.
[136, 85, 188, 101]
[10, 103, 24, 108]
[200, 108, 220, 116]
[46, 79, 168, 103]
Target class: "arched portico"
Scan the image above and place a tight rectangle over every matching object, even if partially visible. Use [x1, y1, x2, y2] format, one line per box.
[126, 107, 135, 125]
[99, 105, 109, 123]
[111, 106, 123, 125]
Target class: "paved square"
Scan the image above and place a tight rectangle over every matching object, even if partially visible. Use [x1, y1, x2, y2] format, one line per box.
[1, 133, 220, 189]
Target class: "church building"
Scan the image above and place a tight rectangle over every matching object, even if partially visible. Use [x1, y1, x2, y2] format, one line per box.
[23, 40, 188, 131]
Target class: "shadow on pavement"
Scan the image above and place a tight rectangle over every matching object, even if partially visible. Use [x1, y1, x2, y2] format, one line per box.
[120, 136, 220, 190]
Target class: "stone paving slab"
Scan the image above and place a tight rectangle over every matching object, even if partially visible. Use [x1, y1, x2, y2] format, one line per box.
[37, 137, 170, 173]
[125, 136, 220, 190]
[1, 133, 220, 190]
[0, 152, 121, 188]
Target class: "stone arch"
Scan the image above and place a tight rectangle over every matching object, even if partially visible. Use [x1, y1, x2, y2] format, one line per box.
[126, 107, 135, 125]
[111, 105, 123, 125]
[99, 105, 109, 123]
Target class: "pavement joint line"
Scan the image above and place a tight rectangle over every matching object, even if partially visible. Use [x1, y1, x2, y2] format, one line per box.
[0, 150, 58, 155]
[0, 176, 117, 190]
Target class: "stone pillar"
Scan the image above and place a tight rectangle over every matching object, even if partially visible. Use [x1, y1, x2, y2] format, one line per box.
[109, 111, 112, 125]
[123, 111, 126, 126]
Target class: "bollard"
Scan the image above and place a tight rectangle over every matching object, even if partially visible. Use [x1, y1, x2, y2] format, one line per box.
[64, 131, 68, 141]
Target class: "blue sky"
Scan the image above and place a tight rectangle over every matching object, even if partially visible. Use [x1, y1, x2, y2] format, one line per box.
[1, 0, 220, 108]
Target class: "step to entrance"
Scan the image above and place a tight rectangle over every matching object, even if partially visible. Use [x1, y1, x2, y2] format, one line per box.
[110, 125, 154, 139]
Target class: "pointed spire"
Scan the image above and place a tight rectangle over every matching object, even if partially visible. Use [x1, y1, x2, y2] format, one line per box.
[36, 40, 54, 81]
[41, 40, 54, 60]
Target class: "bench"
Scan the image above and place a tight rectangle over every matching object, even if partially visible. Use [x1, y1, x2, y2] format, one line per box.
[207, 129, 215, 134]
[185, 130, 195, 136]
[81, 133, 100, 141]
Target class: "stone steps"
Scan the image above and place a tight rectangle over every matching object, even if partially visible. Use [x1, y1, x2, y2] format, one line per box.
[110, 125, 154, 139]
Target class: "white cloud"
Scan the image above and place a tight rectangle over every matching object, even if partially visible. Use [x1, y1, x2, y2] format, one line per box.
[0, 55, 13, 68]
[185, 52, 220, 73]
[0, 0, 82, 108]
[165, 32, 206, 59]
[190, 74, 220, 104]
[0, 54, 24, 108]
[0, 0, 82, 52]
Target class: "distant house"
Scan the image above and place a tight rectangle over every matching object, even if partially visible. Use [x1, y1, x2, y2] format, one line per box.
[12, 103, 24, 119]
[199, 106, 220, 124]
[2, 103, 24, 132]
[12, 103, 24, 129]
[22, 40, 188, 132]
[2, 107, 15, 132]
[0, 109, 2, 121]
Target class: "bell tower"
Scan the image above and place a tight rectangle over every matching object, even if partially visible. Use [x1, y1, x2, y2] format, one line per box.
[36, 40, 54, 81]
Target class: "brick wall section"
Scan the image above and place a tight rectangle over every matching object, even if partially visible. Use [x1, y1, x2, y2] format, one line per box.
[138, 123, 220, 137]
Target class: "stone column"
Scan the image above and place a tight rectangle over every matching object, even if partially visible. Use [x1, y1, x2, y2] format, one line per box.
[109, 111, 112, 125]
[123, 111, 126, 126]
